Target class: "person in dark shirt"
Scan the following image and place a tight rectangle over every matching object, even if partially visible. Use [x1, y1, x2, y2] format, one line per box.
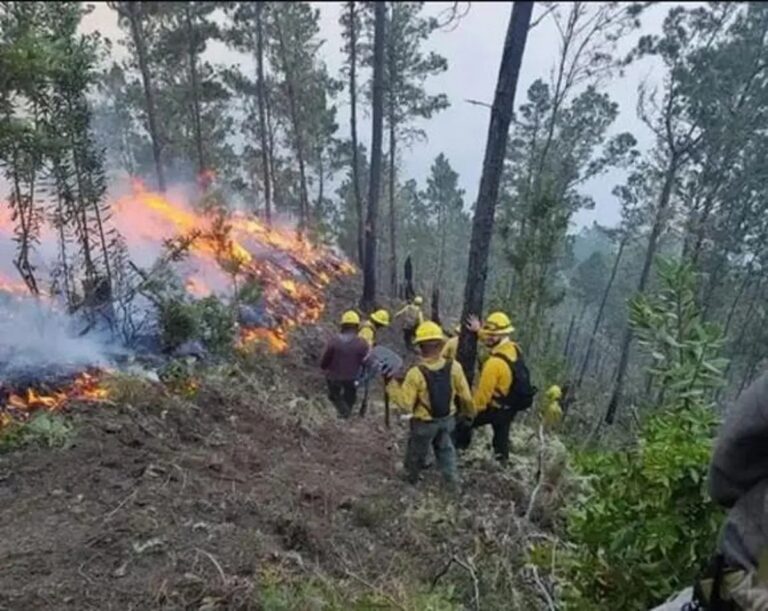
[320, 310, 370, 419]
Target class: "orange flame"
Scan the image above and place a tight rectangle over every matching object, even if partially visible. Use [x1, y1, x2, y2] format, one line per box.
[1, 371, 110, 431]
[111, 180, 355, 353]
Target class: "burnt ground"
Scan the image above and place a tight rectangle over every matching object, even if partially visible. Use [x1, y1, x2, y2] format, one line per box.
[0, 280, 566, 610]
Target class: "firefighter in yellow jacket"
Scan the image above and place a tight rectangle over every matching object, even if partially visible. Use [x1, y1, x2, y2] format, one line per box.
[385, 321, 473, 487]
[454, 311, 536, 463]
[394, 296, 424, 351]
[441, 325, 461, 360]
[358, 309, 390, 347]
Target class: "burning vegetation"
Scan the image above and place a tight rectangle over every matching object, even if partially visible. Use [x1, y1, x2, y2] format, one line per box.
[0, 178, 355, 432]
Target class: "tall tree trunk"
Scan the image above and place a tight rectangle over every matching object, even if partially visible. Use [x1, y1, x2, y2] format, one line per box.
[722, 268, 755, 337]
[562, 313, 576, 358]
[255, 3, 272, 225]
[605, 158, 678, 424]
[347, 1, 364, 265]
[388, 119, 397, 296]
[456, 2, 533, 385]
[274, 11, 310, 235]
[436, 201, 447, 287]
[184, 4, 205, 176]
[264, 69, 278, 211]
[126, 2, 165, 192]
[386, 14, 398, 298]
[576, 236, 626, 389]
[361, 2, 386, 310]
[316, 154, 324, 219]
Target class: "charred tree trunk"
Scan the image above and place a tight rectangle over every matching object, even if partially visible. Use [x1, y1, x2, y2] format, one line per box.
[255, 3, 272, 225]
[404, 255, 414, 301]
[184, 4, 205, 177]
[347, 1, 364, 265]
[126, 2, 165, 192]
[388, 119, 398, 297]
[605, 159, 678, 424]
[431, 288, 440, 325]
[361, 2, 386, 310]
[576, 236, 626, 389]
[457, 2, 533, 385]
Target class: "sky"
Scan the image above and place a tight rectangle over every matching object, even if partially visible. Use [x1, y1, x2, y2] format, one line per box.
[81, 1, 678, 230]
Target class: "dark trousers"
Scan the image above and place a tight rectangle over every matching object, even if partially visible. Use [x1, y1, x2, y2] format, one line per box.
[403, 326, 417, 351]
[327, 380, 357, 419]
[405, 416, 458, 486]
[454, 408, 516, 462]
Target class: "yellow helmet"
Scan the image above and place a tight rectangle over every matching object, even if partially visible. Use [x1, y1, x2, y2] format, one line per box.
[483, 311, 514, 335]
[413, 320, 444, 344]
[341, 310, 361, 326]
[370, 309, 390, 326]
[413, 296, 423, 306]
[546, 385, 563, 401]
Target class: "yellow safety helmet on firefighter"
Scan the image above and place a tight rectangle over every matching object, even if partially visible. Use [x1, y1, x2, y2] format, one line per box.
[413, 320, 444, 344]
[482, 311, 514, 335]
[545, 384, 563, 401]
[413, 296, 423, 306]
[370, 309, 390, 327]
[341, 310, 361, 326]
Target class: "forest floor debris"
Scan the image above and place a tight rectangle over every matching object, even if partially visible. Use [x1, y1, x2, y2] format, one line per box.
[0, 281, 572, 610]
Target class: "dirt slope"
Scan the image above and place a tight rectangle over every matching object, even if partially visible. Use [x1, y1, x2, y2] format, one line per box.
[0, 281, 564, 610]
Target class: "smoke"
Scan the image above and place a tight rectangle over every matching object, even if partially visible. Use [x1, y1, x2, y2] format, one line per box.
[0, 293, 116, 382]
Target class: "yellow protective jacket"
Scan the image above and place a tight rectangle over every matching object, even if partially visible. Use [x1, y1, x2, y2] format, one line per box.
[394, 304, 423, 328]
[441, 335, 459, 360]
[358, 321, 376, 347]
[473, 339, 520, 413]
[386, 356, 473, 421]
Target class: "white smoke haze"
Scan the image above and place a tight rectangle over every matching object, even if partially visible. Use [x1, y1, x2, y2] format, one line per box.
[0, 293, 115, 381]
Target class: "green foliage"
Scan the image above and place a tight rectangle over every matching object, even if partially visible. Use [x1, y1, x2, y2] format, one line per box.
[257, 570, 458, 611]
[196, 295, 236, 356]
[629, 258, 728, 408]
[0, 413, 74, 452]
[237, 277, 263, 306]
[159, 300, 200, 350]
[159, 295, 235, 355]
[557, 258, 728, 609]
[158, 359, 199, 398]
[559, 406, 722, 610]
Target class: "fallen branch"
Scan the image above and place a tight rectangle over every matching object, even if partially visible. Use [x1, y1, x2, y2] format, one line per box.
[531, 565, 556, 611]
[525, 423, 546, 521]
[431, 555, 481, 611]
[102, 488, 138, 523]
[195, 547, 228, 587]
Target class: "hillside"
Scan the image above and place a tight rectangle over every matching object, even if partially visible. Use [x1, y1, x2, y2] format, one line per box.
[0, 278, 567, 611]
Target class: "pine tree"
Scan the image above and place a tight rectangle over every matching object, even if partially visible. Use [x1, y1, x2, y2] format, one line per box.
[457, 2, 533, 384]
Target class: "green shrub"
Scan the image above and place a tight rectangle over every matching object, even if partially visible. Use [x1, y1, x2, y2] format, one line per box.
[159, 300, 200, 350]
[237, 277, 263, 305]
[556, 259, 727, 609]
[158, 296, 235, 355]
[196, 295, 236, 355]
[0, 413, 74, 452]
[558, 405, 722, 609]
